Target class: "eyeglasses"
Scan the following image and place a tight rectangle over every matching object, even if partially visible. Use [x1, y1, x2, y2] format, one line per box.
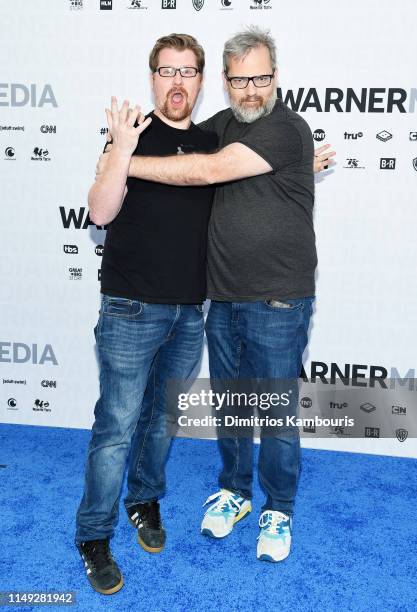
[156, 66, 200, 78]
[225, 74, 274, 89]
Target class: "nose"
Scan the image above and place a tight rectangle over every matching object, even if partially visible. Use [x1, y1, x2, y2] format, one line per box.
[173, 70, 184, 86]
[246, 79, 257, 96]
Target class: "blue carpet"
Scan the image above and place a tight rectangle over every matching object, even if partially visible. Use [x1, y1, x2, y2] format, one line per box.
[0, 423, 416, 612]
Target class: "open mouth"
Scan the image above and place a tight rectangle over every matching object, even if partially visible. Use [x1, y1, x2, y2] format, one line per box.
[170, 91, 186, 107]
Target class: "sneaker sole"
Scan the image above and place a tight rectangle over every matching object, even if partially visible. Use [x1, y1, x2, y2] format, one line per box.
[88, 574, 124, 595]
[138, 533, 164, 553]
[201, 503, 252, 539]
[257, 550, 290, 563]
[128, 516, 165, 553]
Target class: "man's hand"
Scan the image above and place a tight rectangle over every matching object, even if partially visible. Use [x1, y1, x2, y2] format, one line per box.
[105, 96, 152, 158]
[314, 144, 336, 173]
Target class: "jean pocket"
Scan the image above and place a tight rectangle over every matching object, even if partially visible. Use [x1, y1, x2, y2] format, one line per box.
[195, 303, 204, 313]
[264, 299, 303, 311]
[102, 296, 143, 318]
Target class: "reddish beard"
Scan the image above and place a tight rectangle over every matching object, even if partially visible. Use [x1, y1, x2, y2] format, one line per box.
[161, 87, 192, 122]
[239, 94, 263, 107]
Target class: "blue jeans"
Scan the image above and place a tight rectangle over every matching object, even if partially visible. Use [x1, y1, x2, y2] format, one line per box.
[75, 295, 204, 544]
[205, 298, 314, 516]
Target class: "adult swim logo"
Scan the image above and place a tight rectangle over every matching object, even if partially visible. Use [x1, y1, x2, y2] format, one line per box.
[278, 87, 417, 113]
[0, 343, 58, 365]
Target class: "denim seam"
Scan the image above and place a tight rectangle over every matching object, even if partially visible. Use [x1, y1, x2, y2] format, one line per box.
[131, 359, 158, 504]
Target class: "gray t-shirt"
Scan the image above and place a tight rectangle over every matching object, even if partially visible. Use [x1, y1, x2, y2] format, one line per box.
[198, 99, 317, 301]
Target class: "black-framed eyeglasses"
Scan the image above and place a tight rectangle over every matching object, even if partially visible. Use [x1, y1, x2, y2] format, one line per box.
[156, 66, 200, 78]
[225, 74, 274, 89]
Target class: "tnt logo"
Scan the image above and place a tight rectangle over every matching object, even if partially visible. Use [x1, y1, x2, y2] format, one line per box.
[313, 129, 325, 142]
[380, 158, 396, 169]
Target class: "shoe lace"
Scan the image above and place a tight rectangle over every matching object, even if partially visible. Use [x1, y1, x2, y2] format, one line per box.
[203, 490, 242, 515]
[257, 511, 289, 539]
[83, 539, 113, 571]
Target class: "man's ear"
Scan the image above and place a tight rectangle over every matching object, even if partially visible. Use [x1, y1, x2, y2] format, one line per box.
[221, 71, 228, 89]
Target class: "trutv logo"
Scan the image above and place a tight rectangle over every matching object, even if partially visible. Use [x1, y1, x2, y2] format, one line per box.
[60, 207, 107, 230]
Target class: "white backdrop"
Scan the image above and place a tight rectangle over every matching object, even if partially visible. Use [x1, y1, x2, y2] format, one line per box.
[1, 0, 416, 458]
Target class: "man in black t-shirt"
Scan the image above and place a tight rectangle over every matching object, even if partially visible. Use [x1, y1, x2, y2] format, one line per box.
[74, 34, 217, 595]
[99, 26, 335, 566]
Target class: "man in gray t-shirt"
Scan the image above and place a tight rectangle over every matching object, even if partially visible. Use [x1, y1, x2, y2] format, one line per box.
[101, 26, 333, 565]
[198, 98, 317, 301]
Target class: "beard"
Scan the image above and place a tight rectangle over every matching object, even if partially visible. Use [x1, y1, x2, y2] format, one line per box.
[230, 88, 277, 123]
[160, 86, 192, 122]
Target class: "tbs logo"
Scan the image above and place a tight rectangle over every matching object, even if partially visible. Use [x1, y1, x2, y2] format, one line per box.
[63, 245, 78, 254]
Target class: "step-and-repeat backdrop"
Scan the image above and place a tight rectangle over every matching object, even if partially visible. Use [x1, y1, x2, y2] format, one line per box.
[1, 0, 416, 458]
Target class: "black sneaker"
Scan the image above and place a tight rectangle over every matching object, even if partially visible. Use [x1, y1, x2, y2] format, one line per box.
[76, 538, 124, 595]
[127, 501, 166, 553]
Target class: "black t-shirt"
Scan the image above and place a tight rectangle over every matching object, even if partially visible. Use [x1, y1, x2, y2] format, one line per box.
[100, 112, 218, 303]
[198, 99, 317, 301]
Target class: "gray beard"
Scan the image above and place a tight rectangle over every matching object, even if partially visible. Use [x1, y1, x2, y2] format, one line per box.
[230, 88, 277, 123]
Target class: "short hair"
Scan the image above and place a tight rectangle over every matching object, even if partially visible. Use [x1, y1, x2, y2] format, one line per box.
[149, 33, 205, 74]
[223, 25, 277, 73]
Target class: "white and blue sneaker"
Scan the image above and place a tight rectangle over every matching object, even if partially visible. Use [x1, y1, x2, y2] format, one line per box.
[201, 489, 252, 538]
[257, 510, 292, 562]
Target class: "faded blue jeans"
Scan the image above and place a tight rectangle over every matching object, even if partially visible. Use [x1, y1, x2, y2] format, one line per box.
[75, 294, 204, 544]
[205, 298, 314, 516]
